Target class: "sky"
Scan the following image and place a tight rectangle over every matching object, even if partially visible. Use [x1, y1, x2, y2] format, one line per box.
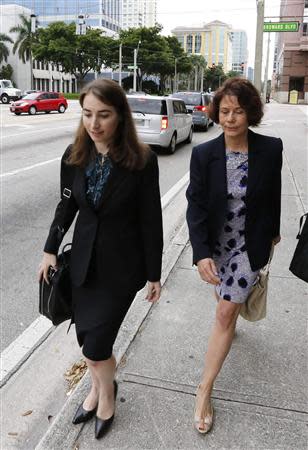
[156, 0, 281, 69]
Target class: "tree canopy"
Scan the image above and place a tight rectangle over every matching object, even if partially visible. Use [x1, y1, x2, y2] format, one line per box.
[0, 33, 13, 64]
[33, 22, 115, 86]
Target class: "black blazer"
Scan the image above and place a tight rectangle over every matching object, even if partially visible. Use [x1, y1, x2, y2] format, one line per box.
[44, 146, 163, 291]
[186, 129, 283, 271]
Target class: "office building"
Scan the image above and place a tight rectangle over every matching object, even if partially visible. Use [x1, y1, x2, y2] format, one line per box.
[230, 30, 248, 75]
[273, 0, 308, 103]
[1, 0, 120, 33]
[172, 21, 233, 72]
[121, 0, 157, 29]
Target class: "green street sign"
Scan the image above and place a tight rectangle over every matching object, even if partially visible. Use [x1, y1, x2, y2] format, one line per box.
[264, 21, 299, 32]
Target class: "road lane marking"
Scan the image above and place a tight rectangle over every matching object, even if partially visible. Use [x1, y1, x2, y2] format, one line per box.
[0, 170, 190, 386]
[2, 124, 75, 138]
[1, 157, 61, 178]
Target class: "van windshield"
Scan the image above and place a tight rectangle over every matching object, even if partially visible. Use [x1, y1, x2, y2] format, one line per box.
[128, 98, 167, 115]
[2, 80, 13, 88]
[171, 92, 202, 106]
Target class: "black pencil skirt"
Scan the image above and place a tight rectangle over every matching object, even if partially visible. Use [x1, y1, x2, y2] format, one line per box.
[72, 269, 137, 361]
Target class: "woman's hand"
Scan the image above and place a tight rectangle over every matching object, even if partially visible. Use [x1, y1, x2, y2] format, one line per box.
[197, 258, 220, 285]
[145, 281, 161, 303]
[38, 252, 57, 284]
[272, 235, 281, 245]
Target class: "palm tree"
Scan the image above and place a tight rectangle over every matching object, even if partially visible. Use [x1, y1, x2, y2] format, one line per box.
[0, 33, 13, 64]
[10, 14, 37, 64]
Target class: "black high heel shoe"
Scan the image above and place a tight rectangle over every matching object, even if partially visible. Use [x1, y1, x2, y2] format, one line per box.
[72, 403, 97, 425]
[95, 380, 118, 440]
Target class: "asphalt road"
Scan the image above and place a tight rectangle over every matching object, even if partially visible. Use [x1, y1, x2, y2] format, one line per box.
[1, 100, 220, 352]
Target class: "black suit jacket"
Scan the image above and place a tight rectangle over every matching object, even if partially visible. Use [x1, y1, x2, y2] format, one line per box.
[44, 146, 163, 291]
[186, 130, 283, 271]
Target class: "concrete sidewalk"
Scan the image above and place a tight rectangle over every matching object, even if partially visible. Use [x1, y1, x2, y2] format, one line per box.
[36, 149, 308, 449]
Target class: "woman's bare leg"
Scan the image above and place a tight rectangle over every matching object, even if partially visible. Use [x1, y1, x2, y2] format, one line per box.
[195, 299, 241, 430]
[86, 354, 117, 420]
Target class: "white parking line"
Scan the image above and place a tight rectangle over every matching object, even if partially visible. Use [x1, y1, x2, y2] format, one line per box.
[0, 171, 190, 386]
[1, 157, 61, 178]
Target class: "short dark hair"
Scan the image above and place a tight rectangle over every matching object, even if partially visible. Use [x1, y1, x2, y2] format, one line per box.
[70, 79, 149, 170]
[209, 77, 263, 126]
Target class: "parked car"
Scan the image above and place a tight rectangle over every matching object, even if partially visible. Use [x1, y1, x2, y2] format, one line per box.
[127, 95, 193, 154]
[170, 91, 214, 131]
[0, 79, 22, 104]
[10, 92, 68, 115]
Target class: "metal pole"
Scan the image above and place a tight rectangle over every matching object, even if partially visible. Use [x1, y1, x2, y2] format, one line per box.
[254, 0, 264, 92]
[174, 58, 177, 93]
[119, 43, 122, 87]
[200, 66, 204, 92]
[133, 48, 137, 91]
[263, 32, 270, 100]
[194, 66, 198, 90]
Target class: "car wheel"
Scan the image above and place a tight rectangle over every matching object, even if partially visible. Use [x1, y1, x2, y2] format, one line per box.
[58, 104, 66, 113]
[1, 94, 9, 104]
[29, 106, 37, 115]
[203, 121, 209, 132]
[168, 134, 177, 154]
[210, 120, 214, 127]
[14, 112, 21, 115]
[186, 127, 193, 143]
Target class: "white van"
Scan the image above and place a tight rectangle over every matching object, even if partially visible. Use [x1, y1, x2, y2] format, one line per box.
[0, 79, 22, 104]
[127, 95, 193, 154]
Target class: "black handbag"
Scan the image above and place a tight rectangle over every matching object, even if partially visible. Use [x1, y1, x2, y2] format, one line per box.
[39, 243, 72, 325]
[289, 213, 308, 283]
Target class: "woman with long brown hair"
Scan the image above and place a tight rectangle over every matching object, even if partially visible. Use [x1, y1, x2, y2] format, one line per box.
[38, 79, 163, 439]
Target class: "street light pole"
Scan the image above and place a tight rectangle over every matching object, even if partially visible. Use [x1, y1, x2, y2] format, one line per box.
[30, 13, 36, 90]
[174, 58, 177, 93]
[254, 0, 264, 92]
[119, 43, 122, 87]
[133, 40, 141, 92]
[263, 32, 270, 100]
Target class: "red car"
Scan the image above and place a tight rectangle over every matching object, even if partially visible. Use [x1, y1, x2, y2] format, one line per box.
[10, 91, 68, 115]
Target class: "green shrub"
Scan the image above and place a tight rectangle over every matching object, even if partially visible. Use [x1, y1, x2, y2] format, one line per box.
[63, 93, 80, 100]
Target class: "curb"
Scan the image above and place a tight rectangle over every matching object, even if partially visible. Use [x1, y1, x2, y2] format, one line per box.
[35, 190, 189, 450]
[0, 171, 190, 388]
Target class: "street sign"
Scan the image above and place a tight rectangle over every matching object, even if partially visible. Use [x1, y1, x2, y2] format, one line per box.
[263, 22, 299, 32]
[127, 65, 137, 69]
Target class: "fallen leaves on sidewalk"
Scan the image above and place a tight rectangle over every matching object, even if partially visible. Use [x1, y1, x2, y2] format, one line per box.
[21, 410, 33, 417]
[64, 359, 87, 392]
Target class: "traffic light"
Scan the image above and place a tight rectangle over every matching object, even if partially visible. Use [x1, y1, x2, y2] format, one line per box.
[241, 62, 245, 72]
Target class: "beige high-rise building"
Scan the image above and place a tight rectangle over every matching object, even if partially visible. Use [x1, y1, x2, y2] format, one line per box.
[121, 0, 157, 29]
[172, 20, 233, 72]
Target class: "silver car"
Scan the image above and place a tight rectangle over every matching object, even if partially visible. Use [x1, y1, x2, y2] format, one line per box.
[170, 91, 214, 131]
[127, 95, 193, 153]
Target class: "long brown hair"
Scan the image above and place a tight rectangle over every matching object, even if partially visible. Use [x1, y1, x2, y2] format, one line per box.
[69, 79, 149, 170]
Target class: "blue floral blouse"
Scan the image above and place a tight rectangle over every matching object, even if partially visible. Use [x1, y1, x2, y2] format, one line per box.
[85, 152, 113, 209]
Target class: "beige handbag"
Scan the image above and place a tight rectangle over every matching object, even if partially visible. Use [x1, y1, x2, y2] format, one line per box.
[240, 246, 274, 322]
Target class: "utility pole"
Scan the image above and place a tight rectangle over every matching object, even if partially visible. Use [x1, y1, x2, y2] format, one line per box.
[200, 66, 204, 92]
[30, 13, 36, 90]
[194, 66, 198, 91]
[133, 40, 141, 92]
[254, 0, 264, 92]
[174, 58, 177, 93]
[263, 32, 270, 100]
[119, 43, 122, 87]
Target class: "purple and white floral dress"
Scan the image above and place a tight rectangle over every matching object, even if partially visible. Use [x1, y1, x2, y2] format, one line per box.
[213, 150, 259, 304]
